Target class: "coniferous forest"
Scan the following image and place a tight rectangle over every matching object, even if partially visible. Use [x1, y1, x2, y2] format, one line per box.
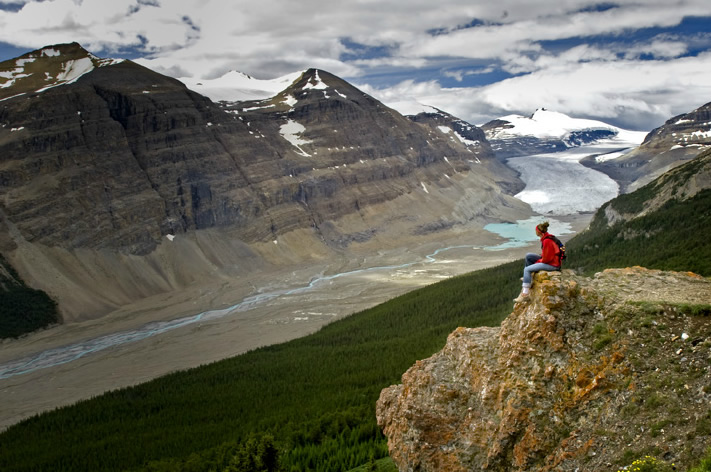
[1, 160, 710, 471]
[0, 254, 59, 339]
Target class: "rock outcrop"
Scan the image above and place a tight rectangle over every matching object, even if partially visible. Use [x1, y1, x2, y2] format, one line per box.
[377, 267, 711, 471]
[0, 43, 529, 322]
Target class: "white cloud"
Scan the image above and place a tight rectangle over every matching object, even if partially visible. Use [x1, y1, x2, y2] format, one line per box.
[398, 2, 708, 66]
[362, 51, 711, 131]
[0, 0, 709, 130]
[623, 39, 689, 59]
[1, 0, 706, 79]
[0, 0, 195, 53]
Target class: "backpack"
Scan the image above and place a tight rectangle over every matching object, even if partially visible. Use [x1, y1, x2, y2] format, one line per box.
[549, 235, 567, 265]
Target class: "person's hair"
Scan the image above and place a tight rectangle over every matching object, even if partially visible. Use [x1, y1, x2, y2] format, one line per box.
[536, 221, 550, 233]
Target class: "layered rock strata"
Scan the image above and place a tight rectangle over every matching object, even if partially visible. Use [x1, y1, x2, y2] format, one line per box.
[0, 43, 528, 321]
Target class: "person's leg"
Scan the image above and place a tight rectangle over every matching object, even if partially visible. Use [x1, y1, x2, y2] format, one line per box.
[524, 253, 540, 267]
[521, 253, 540, 283]
[524, 263, 560, 285]
[517, 263, 560, 302]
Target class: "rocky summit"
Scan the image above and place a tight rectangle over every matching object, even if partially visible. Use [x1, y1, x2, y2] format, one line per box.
[0, 43, 527, 321]
[377, 267, 711, 471]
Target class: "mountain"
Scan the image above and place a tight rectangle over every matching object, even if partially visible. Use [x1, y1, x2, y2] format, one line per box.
[581, 101, 711, 192]
[0, 43, 527, 325]
[481, 108, 646, 159]
[405, 106, 523, 195]
[0, 42, 124, 100]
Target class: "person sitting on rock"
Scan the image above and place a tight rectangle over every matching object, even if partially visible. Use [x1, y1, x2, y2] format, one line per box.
[514, 221, 562, 302]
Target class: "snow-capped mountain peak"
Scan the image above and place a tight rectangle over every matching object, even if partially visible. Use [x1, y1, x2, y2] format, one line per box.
[493, 108, 620, 140]
[481, 108, 647, 159]
[0, 42, 123, 101]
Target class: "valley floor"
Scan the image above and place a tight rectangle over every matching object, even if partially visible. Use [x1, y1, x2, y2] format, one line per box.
[0, 215, 592, 431]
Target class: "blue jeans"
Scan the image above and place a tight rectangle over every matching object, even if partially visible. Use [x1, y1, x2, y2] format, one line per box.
[522, 253, 559, 287]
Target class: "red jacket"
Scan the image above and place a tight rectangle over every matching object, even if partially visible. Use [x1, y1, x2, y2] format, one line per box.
[537, 233, 561, 267]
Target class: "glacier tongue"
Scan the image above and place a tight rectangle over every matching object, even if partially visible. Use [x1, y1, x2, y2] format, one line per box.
[508, 141, 629, 215]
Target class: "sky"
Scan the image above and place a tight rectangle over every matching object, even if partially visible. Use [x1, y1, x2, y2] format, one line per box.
[0, 0, 710, 131]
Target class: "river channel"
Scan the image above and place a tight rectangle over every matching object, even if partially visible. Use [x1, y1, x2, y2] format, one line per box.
[0, 221, 571, 381]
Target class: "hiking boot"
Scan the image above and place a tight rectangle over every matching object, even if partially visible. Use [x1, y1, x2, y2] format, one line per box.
[513, 293, 529, 303]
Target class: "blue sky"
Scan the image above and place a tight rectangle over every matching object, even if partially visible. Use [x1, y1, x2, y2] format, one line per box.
[1, 0, 710, 130]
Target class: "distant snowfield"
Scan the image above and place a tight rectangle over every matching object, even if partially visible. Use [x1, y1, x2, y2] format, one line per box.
[491, 109, 620, 140]
[509, 134, 645, 215]
[386, 99, 441, 116]
[179, 70, 304, 102]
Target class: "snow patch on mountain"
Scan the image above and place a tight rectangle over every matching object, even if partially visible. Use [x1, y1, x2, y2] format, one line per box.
[36, 57, 95, 91]
[40, 48, 61, 58]
[438, 125, 481, 148]
[0, 60, 32, 89]
[280, 119, 312, 156]
[282, 94, 298, 107]
[179, 70, 304, 102]
[302, 70, 328, 90]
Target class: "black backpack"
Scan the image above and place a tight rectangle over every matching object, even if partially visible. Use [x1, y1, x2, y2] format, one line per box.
[549, 235, 567, 265]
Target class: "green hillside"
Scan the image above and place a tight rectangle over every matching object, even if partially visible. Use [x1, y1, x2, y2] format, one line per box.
[568, 187, 711, 275]
[0, 262, 521, 472]
[1, 153, 710, 471]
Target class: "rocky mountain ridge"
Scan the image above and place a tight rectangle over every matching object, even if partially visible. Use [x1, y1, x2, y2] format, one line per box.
[377, 267, 711, 471]
[0, 42, 124, 100]
[0, 43, 528, 322]
[583, 102, 711, 192]
[599, 149, 711, 227]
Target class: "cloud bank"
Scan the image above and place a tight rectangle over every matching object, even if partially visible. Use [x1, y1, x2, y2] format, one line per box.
[0, 0, 709, 129]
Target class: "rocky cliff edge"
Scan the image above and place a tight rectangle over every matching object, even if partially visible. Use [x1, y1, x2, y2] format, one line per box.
[377, 267, 711, 471]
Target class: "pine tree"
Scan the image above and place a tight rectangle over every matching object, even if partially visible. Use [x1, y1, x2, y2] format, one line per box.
[365, 454, 377, 472]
